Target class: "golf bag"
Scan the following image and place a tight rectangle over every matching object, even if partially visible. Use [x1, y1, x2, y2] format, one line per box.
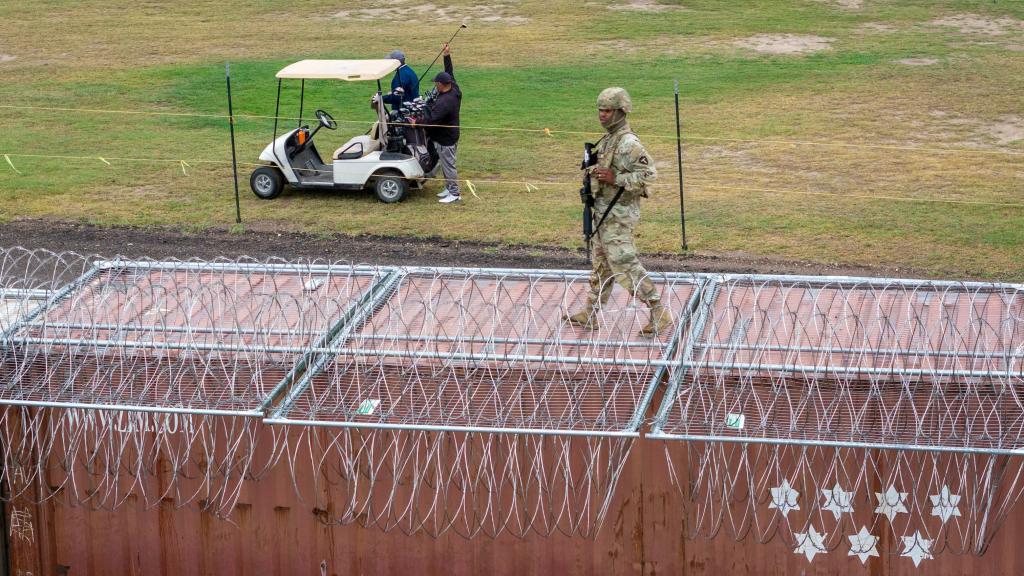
[386, 97, 439, 175]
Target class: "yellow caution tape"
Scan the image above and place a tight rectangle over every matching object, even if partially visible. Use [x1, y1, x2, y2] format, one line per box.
[3, 154, 21, 175]
[2, 151, 1022, 209]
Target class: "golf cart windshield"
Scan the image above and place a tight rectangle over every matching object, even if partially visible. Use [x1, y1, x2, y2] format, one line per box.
[276, 59, 400, 81]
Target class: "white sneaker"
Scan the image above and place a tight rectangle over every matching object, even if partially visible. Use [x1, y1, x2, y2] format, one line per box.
[437, 190, 451, 198]
[439, 194, 461, 204]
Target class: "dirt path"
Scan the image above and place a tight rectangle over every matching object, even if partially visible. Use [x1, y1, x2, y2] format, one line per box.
[0, 219, 933, 279]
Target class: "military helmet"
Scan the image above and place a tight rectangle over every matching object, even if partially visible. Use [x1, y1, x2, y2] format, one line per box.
[597, 87, 632, 113]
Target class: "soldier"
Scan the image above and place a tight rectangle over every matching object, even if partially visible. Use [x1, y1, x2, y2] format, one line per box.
[564, 87, 673, 336]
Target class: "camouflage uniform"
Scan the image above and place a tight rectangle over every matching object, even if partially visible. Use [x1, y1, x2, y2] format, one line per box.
[566, 87, 672, 335]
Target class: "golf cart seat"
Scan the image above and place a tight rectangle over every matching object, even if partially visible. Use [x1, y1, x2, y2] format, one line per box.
[334, 135, 379, 160]
[334, 120, 386, 160]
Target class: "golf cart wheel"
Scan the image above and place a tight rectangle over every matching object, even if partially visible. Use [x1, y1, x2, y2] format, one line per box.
[374, 173, 408, 203]
[250, 166, 284, 200]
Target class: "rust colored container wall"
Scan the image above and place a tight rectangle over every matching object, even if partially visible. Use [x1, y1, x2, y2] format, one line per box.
[6, 430, 1024, 575]
[4, 266, 1023, 574]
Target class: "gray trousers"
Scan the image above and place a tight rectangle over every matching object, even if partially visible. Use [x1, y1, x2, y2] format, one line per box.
[433, 142, 460, 195]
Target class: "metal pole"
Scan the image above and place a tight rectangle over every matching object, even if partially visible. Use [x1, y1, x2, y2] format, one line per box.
[273, 79, 281, 139]
[682, 359, 1019, 378]
[11, 336, 678, 367]
[698, 342, 1024, 360]
[675, 79, 688, 251]
[644, 432, 1024, 457]
[260, 417, 643, 438]
[297, 79, 305, 127]
[226, 63, 242, 224]
[0, 398, 259, 419]
[0, 458, 8, 576]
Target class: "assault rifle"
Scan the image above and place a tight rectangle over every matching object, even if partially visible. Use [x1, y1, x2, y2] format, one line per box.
[579, 142, 598, 261]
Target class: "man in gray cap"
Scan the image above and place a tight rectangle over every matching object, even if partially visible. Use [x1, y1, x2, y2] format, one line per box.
[564, 87, 673, 336]
[412, 43, 462, 204]
[382, 49, 419, 107]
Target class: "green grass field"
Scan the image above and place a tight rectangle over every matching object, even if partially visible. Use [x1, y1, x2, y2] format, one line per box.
[1, 1, 1022, 278]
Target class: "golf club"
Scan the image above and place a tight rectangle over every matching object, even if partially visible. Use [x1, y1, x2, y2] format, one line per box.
[418, 23, 468, 83]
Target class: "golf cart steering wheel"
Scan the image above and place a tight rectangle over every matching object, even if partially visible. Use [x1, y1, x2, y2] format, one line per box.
[315, 109, 337, 130]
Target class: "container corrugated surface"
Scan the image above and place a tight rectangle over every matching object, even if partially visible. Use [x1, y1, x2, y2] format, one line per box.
[5, 274, 1024, 574]
[8, 424, 1024, 575]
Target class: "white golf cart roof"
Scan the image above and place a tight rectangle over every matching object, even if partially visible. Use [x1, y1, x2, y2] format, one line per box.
[276, 59, 401, 81]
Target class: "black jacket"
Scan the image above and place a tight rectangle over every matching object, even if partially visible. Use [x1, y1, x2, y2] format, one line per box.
[421, 55, 461, 146]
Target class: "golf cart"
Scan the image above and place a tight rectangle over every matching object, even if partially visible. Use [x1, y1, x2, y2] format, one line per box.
[250, 59, 434, 203]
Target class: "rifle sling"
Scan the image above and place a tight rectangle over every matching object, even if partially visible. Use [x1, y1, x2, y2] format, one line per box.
[593, 186, 626, 236]
[590, 127, 634, 237]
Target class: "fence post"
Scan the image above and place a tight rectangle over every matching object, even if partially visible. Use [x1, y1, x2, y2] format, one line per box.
[227, 63, 242, 224]
[674, 79, 688, 251]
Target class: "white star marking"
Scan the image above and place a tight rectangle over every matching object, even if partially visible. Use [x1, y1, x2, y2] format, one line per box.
[821, 483, 854, 519]
[793, 525, 828, 563]
[930, 485, 961, 523]
[769, 479, 800, 517]
[847, 526, 880, 564]
[874, 485, 908, 522]
[900, 530, 934, 566]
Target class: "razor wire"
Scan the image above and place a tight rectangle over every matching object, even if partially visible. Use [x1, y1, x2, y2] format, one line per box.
[667, 442, 1024, 561]
[654, 276, 1024, 564]
[265, 268, 699, 537]
[7, 246, 1024, 549]
[0, 406, 280, 516]
[0, 248, 385, 515]
[285, 427, 633, 538]
[0, 247, 691, 536]
[0, 247, 376, 510]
